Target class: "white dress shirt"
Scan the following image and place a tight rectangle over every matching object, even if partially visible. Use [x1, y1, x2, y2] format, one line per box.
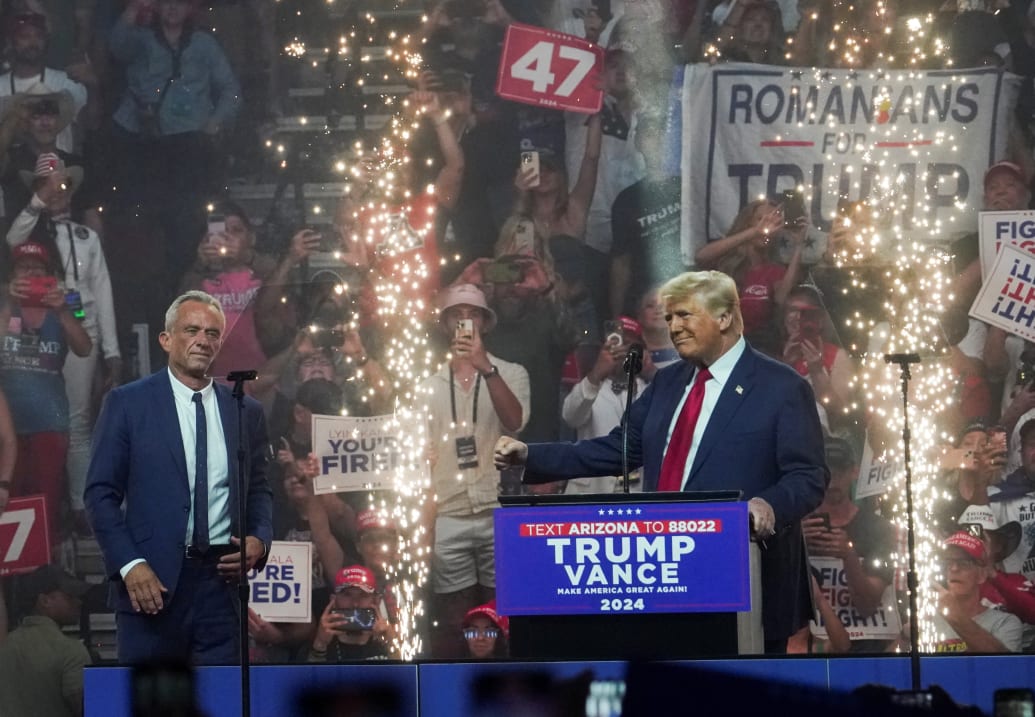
[664, 336, 747, 490]
[168, 370, 231, 545]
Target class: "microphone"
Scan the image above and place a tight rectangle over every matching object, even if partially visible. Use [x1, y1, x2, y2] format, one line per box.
[883, 353, 921, 365]
[623, 345, 644, 376]
[226, 370, 259, 382]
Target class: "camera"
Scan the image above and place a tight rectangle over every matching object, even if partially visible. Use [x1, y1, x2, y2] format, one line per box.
[330, 607, 378, 631]
[1017, 347, 1035, 389]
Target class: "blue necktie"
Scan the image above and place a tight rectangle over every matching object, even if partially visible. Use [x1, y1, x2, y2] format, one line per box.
[192, 392, 209, 550]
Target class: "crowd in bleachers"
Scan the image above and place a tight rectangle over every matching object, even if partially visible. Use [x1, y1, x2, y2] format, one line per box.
[1, 0, 1035, 688]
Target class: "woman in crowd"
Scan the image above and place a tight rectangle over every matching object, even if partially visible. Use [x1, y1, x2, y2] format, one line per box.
[462, 601, 509, 659]
[500, 114, 602, 273]
[778, 284, 855, 429]
[694, 197, 806, 343]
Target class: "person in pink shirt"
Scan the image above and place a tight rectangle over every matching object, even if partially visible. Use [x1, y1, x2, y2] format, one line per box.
[179, 202, 276, 380]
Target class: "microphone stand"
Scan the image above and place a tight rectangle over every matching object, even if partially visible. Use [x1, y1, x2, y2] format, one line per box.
[884, 352, 922, 691]
[227, 369, 258, 717]
[621, 346, 644, 494]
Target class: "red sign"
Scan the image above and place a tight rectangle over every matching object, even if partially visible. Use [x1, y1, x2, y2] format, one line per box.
[0, 495, 50, 576]
[496, 23, 604, 114]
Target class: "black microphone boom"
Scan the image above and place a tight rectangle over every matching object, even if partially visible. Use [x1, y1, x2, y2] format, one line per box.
[883, 353, 921, 365]
[226, 370, 259, 382]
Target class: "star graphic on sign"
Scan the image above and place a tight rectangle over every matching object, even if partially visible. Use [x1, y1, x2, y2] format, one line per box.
[821, 71, 832, 81]
[790, 70, 802, 80]
[598, 509, 606, 515]
[635, 508, 642, 515]
[608, 509, 615, 515]
[805, 235, 816, 250]
[848, 71, 858, 81]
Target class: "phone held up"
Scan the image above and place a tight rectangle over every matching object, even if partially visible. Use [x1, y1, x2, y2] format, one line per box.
[603, 320, 623, 348]
[782, 188, 806, 228]
[207, 213, 225, 239]
[455, 318, 474, 342]
[521, 150, 540, 188]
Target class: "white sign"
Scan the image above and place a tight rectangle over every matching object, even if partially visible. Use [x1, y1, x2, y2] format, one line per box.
[248, 541, 312, 624]
[978, 210, 1035, 280]
[855, 433, 899, 500]
[680, 64, 1018, 263]
[970, 242, 1035, 343]
[311, 413, 419, 494]
[810, 555, 901, 641]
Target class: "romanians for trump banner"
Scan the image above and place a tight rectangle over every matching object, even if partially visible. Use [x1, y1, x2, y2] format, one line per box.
[680, 64, 1019, 262]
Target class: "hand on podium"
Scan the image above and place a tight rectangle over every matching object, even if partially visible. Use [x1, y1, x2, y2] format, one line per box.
[748, 497, 775, 539]
[493, 436, 528, 469]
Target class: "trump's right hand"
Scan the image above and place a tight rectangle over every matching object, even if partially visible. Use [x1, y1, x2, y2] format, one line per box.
[493, 436, 528, 469]
[124, 562, 168, 614]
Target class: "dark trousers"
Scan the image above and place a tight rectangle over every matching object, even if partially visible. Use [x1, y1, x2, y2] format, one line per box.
[116, 557, 240, 665]
[110, 126, 213, 294]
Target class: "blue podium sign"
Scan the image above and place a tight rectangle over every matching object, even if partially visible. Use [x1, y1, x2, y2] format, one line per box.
[495, 501, 751, 616]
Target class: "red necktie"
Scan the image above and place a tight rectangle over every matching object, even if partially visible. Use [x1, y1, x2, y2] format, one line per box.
[657, 367, 712, 491]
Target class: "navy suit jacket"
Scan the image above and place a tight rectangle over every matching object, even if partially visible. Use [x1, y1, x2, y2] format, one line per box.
[84, 370, 274, 613]
[525, 344, 829, 639]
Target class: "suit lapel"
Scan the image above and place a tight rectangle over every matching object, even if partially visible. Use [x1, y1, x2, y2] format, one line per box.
[686, 348, 757, 484]
[153, 371, 188, 482]
[660, 361, 695, 427]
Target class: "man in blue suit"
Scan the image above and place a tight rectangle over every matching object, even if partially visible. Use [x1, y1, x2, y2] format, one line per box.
[494, 270, 828, 651]
[85, 290, 273, 664]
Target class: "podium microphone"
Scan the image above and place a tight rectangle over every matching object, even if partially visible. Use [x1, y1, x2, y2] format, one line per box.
[623, 344, 643, 376]
[226, 370, 259, 382]
[883, 353, 921, 365]
[620, 345, 643, 494]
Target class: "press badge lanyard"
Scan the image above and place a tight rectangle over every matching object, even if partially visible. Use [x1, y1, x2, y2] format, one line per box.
[63, 224, 79, 283]
[449, 364, 481, 470]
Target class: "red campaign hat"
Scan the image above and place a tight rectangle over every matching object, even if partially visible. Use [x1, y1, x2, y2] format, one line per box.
[616, 316, 643, 340]
[945, 531, 986, 562]
[463, 600, 510, 638]
[11, 241, 50, 264]
[334, 565, 377, 593]
[356, 508, 396, 534]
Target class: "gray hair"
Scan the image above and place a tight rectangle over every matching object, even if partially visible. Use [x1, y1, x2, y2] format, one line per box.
[164, 290, 225, 333]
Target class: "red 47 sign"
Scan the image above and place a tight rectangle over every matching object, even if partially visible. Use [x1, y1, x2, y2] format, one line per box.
[496, 23, 604, 114]
[0, 495, 50, 576]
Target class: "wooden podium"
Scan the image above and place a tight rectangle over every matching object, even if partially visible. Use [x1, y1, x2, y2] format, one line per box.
[495, 492, 763, 660]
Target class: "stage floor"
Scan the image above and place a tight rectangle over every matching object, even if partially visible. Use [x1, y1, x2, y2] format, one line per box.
[85, 654, 1035, 716]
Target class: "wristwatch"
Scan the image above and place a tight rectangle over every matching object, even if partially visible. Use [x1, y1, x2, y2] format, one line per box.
[480, 365, 500, 379]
